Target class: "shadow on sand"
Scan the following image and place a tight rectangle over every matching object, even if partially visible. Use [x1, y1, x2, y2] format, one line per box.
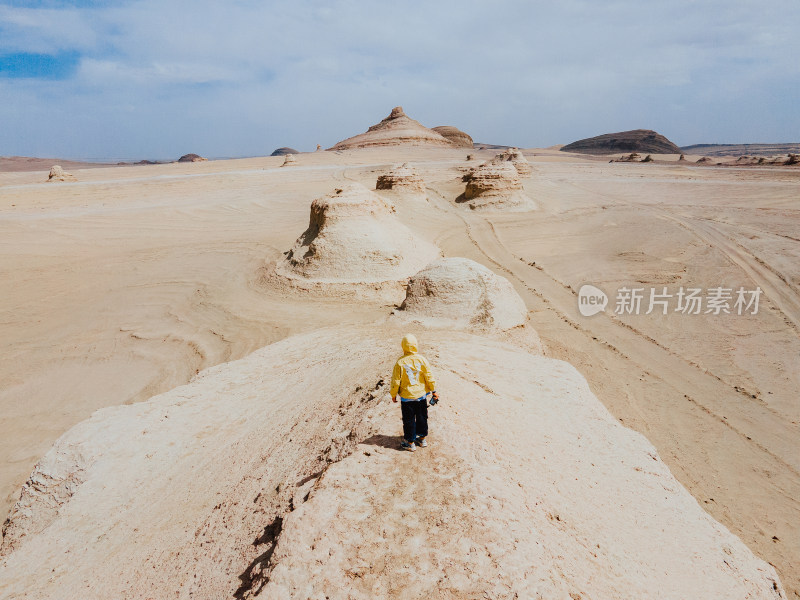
[360, 433, 405, 452]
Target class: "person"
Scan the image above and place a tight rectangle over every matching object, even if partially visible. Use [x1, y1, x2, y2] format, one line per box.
[390, 333, 439, 452]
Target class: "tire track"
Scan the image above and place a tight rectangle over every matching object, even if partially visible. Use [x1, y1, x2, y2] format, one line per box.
[424, 185, 800, 476]
[654, 211, 800, 334]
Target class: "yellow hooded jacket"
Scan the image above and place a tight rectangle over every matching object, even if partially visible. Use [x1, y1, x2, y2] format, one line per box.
[390, 334, 436, 400]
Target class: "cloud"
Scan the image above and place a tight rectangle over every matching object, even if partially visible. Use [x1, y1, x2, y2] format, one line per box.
[0, 5, 101, 53]
[0, 0, 798, 159]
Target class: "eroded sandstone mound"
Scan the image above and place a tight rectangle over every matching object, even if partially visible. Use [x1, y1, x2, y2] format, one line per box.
[329, 107, 454, 150]
[375, 163, 425, 193]
[47, 165, 76, 182]
[397, 258, 528, 332]
[270, 147, 299, 156]
[561, 129, 680, 155]
[432, 126, 473, 148]
[459, 160, 535, 211]
[281, 153, 296, 166]
[0, 328, 784, 599]
[271, 183, 439, 298]
[489, 147, 533, 176]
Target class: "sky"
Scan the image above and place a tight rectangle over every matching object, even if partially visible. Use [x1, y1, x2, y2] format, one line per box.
[0, 0, 798, 160]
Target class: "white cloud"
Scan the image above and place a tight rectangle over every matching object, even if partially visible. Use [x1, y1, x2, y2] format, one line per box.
[0, 5, 100, 53]
[1, 0, 798, 158]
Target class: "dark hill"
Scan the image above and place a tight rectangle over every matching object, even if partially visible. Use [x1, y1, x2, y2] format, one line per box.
[561, 130, 680, 155]
[270, 147, 299, 156]
[178, 153, 206, 162]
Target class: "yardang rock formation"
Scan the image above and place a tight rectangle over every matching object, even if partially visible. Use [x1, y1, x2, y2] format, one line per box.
[488, 147, 533, 176]
[0, 326, 784, 599]
[432, 126, 474, 148]
[329, 107, 456, 150]
[47, 165, 76, 182]
[375, 163, 426, 193]
[270, 183, 440, 299]
[396, 258, 529, 333]
[459, 158, 535, 211]
[561, 129, 681, 155]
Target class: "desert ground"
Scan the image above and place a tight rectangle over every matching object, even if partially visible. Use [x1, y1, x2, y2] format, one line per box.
[0, 147, 798, 597]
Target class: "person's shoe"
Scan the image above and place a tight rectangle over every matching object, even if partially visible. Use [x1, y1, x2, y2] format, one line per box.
[400, 440, 416, 452]
[415, 437, 428, 448]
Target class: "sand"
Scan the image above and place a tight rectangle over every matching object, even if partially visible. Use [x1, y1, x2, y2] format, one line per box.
[0, 147, 798, 595]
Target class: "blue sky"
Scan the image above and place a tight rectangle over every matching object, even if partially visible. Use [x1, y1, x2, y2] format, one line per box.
[0, 50, 79, 79]
[0, 0, 798, 160]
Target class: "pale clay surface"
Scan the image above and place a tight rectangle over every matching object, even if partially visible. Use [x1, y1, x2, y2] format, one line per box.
[0, 329, 786, 599]
[0, 145, 798, 595]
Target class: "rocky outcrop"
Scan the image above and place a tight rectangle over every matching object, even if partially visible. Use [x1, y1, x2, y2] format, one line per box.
[329, 107, 454, 150]
[375, 163, 425, 193]
[561, 129, 680, 155]
[396, 258, 529, 333]
[270, 183, 439, 299]
[459, 160, 535, 211]
[488, 147, 533, 176]
[432, 126, 473, 148]
[1, 327, 781, 599]
[0, 328, 401, 598]
[178, 153, 207, 162]
[46, 165, 76, 182]
[271, 147, 299, 156]
[281, 153, 296, 167]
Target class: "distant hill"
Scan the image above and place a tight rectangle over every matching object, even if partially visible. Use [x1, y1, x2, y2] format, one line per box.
[473, 142, 512, 150]
[0, 156, 114, 173]
[329, 106, 454, 150]
[680, 143, 800, 157]
[561, 129, 680, 155]
[270, 147, 299, 156]
[178, 153, 207, 163]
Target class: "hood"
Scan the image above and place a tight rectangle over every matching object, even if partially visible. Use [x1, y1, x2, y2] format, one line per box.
[401, 333, 418, 355]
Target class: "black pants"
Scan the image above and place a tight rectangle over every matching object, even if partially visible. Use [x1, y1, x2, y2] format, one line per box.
[401, 399, 428, 442]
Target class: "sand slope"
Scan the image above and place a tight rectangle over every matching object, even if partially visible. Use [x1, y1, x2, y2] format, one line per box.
[0, 328, 785, 599]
